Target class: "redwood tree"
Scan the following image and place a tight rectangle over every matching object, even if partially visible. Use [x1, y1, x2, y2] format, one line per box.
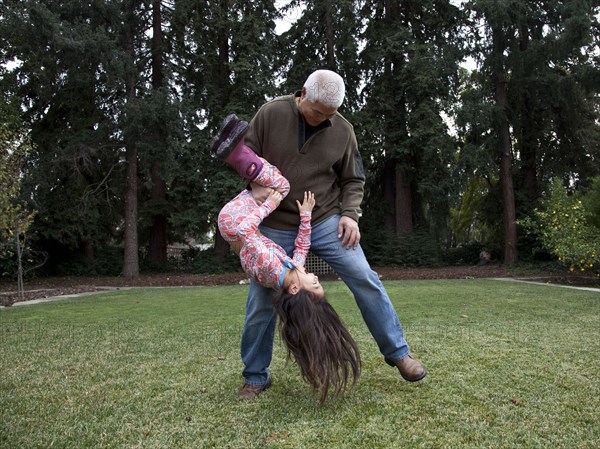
[359, 0, 464, 241]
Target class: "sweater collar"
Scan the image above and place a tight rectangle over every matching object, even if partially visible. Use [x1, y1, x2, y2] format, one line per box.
[294, 91, 332, 154]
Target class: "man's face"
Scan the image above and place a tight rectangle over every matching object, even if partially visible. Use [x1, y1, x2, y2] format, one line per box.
[297, 88, 337, 126]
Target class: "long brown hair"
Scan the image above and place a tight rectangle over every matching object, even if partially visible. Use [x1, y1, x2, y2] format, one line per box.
[273, 289, 361, 404]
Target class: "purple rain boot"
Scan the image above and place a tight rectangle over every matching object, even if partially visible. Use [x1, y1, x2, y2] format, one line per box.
[209, 114, 263, 180]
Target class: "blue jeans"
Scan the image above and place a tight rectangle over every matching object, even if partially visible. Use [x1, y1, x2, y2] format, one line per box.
[240, 214, 411, 385]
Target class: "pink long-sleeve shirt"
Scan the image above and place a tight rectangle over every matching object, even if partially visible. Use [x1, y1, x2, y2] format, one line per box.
[217, 159, 311, 289]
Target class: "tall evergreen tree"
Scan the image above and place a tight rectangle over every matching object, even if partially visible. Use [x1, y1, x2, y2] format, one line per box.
[118, 1, 183, 271]
[169, 0, 280, 261]
[1, 0, 128, 272]
[121, 0, 145, 278]
[359, 0, 464, 243]
[458, 0, 600, 264]
[146, 0, 169, 266]
[490, 11, 519, 265]
[511, 0, 600, 194]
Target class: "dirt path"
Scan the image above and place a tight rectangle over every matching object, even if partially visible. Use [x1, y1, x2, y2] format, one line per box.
[1, 265, 597, 307]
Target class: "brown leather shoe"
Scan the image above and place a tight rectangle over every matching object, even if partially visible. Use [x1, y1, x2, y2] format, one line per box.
[238, 379, 272, 399]
[385, 355, 427, 382]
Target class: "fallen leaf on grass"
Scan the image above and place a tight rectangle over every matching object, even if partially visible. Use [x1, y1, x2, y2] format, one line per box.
[511, 399, 521, 406]
[217, 356, 225, 360]
[267, 433, 291, 442]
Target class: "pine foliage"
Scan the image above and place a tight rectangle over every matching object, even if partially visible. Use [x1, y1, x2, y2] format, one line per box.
[0, 0, 598, 275]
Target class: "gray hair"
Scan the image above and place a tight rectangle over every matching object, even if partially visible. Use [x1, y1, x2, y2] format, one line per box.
[303, 70, 345, 108]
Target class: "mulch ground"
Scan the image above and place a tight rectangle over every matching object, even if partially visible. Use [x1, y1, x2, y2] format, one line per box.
[0, 264, 597, 307]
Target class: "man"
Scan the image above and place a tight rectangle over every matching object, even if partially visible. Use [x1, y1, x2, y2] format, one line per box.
[238, 69, 426, 399]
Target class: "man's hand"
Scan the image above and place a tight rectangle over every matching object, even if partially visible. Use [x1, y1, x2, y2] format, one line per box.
[250, 182, 273, 206]
[296, 191, 315, 213]
[338, 216, 360, 249]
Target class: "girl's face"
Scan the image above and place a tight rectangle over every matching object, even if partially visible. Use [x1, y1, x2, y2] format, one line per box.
[293, 265, 325, 300]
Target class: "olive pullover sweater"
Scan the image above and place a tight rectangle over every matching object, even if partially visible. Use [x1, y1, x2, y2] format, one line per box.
[245, 94, 366, 230]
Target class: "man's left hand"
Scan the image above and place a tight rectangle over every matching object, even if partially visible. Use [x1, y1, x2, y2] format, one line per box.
[338, 216, 361, 249]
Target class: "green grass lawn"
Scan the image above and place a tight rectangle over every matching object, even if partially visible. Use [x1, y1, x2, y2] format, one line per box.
[1, 280, 598, 448]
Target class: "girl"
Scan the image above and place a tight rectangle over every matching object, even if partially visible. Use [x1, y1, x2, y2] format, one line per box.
[211, 114, 361, 403]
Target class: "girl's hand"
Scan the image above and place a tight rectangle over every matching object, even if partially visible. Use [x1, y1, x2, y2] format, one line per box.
[297, 191, 315, 213]
[267, 189, 283, 207]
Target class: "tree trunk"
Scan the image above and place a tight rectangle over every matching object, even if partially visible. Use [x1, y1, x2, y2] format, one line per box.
[217, 0, 230, 90]
[214, 0, 232, 262]
[383, 158, 396, 233]
[147, 0, 168, 266]
[15, 232, 24, 297]
[385, 0, 415, 237]
[214, 232, 229, 261]
[123, 135, 139, 278]
[151, 0, 164, 89]
[148, 162, 168, 265]
[492, 26, 518, 265]
[392, 96, 414, 236]
[518, 23, 538, 205]
[82, 239, 95, 266]
[122, 3, 139, 279]
[395, 166, 414, 234]
[324, 1, 336, 69]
